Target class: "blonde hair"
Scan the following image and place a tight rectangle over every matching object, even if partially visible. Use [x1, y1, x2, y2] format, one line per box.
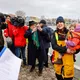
[69, 24, 76, 29]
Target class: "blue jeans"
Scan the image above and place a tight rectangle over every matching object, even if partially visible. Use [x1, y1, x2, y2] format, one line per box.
[15, 46, 26, 65]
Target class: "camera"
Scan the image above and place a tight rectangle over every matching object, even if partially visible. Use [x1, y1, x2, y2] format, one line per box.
[10, 17, 17, 26]
[11, 16, 25, 27]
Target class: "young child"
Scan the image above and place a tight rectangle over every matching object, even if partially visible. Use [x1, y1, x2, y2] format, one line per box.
[66, 24, 80, 62]
[54, 24, 80, 64]
[66, 24, 80, 51]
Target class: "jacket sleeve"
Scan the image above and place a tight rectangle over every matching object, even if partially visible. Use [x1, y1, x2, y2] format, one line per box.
[24, 26, 29, 31]
[71, 38, 80, 46]
[40, 28, 48, 36]
[4, 28, 9, 37]
[51, 32, 67, 54]
[24, 29, 33, 38]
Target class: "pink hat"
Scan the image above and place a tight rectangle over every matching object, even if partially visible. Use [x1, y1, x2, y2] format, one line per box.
[74, 24, 80, 32]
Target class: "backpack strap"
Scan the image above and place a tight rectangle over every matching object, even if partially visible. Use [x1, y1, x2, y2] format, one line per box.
[55, 32, 58, 41]
[66, 31, 73, 40]
[69, 32, 73, 38]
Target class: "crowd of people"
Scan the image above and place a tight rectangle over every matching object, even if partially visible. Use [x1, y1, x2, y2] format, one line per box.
[0, 12, 80, 80]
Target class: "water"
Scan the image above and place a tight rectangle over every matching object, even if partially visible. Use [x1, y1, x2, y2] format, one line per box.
[49, 26, 80, 69]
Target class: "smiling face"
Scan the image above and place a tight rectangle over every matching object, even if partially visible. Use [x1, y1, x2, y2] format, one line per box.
[56, 22, 65, 30]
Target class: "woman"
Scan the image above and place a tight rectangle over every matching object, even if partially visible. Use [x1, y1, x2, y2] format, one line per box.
[51, 16, 76, 80]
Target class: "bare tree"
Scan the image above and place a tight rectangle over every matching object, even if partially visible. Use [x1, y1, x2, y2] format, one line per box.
[15, 10, 26, 17]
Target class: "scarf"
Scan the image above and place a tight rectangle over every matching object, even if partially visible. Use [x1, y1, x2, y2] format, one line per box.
[32, 30, 40, 48]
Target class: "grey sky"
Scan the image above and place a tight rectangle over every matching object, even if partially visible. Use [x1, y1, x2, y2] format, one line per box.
[0, 0, 80, 19]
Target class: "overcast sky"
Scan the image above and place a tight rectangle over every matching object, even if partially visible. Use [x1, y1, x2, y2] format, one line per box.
[0, 0, 80, 19]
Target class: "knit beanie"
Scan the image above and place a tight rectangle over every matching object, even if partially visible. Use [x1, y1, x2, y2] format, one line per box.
[56, 16, 65, 24]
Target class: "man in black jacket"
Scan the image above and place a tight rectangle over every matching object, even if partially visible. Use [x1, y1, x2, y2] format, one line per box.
[39, 20, 54, 67]
[0, 13, 7, 51]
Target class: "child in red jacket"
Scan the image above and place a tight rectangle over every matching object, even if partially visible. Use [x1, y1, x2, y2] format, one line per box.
[66, 24, 80, 51]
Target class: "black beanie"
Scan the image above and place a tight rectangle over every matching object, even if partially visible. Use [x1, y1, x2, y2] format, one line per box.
[39, 20, 46, 24]
[29, 21, 36, 26]
[56, 16, 65, 24]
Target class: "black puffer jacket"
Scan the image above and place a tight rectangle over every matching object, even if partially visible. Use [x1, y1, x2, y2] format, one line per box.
[0, 24, 7, 47]
[0, 13, 7, 51]
[0, 26, 4, 47]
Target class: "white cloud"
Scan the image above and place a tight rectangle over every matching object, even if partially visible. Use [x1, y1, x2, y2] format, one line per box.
[0, 0, 80, 19]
